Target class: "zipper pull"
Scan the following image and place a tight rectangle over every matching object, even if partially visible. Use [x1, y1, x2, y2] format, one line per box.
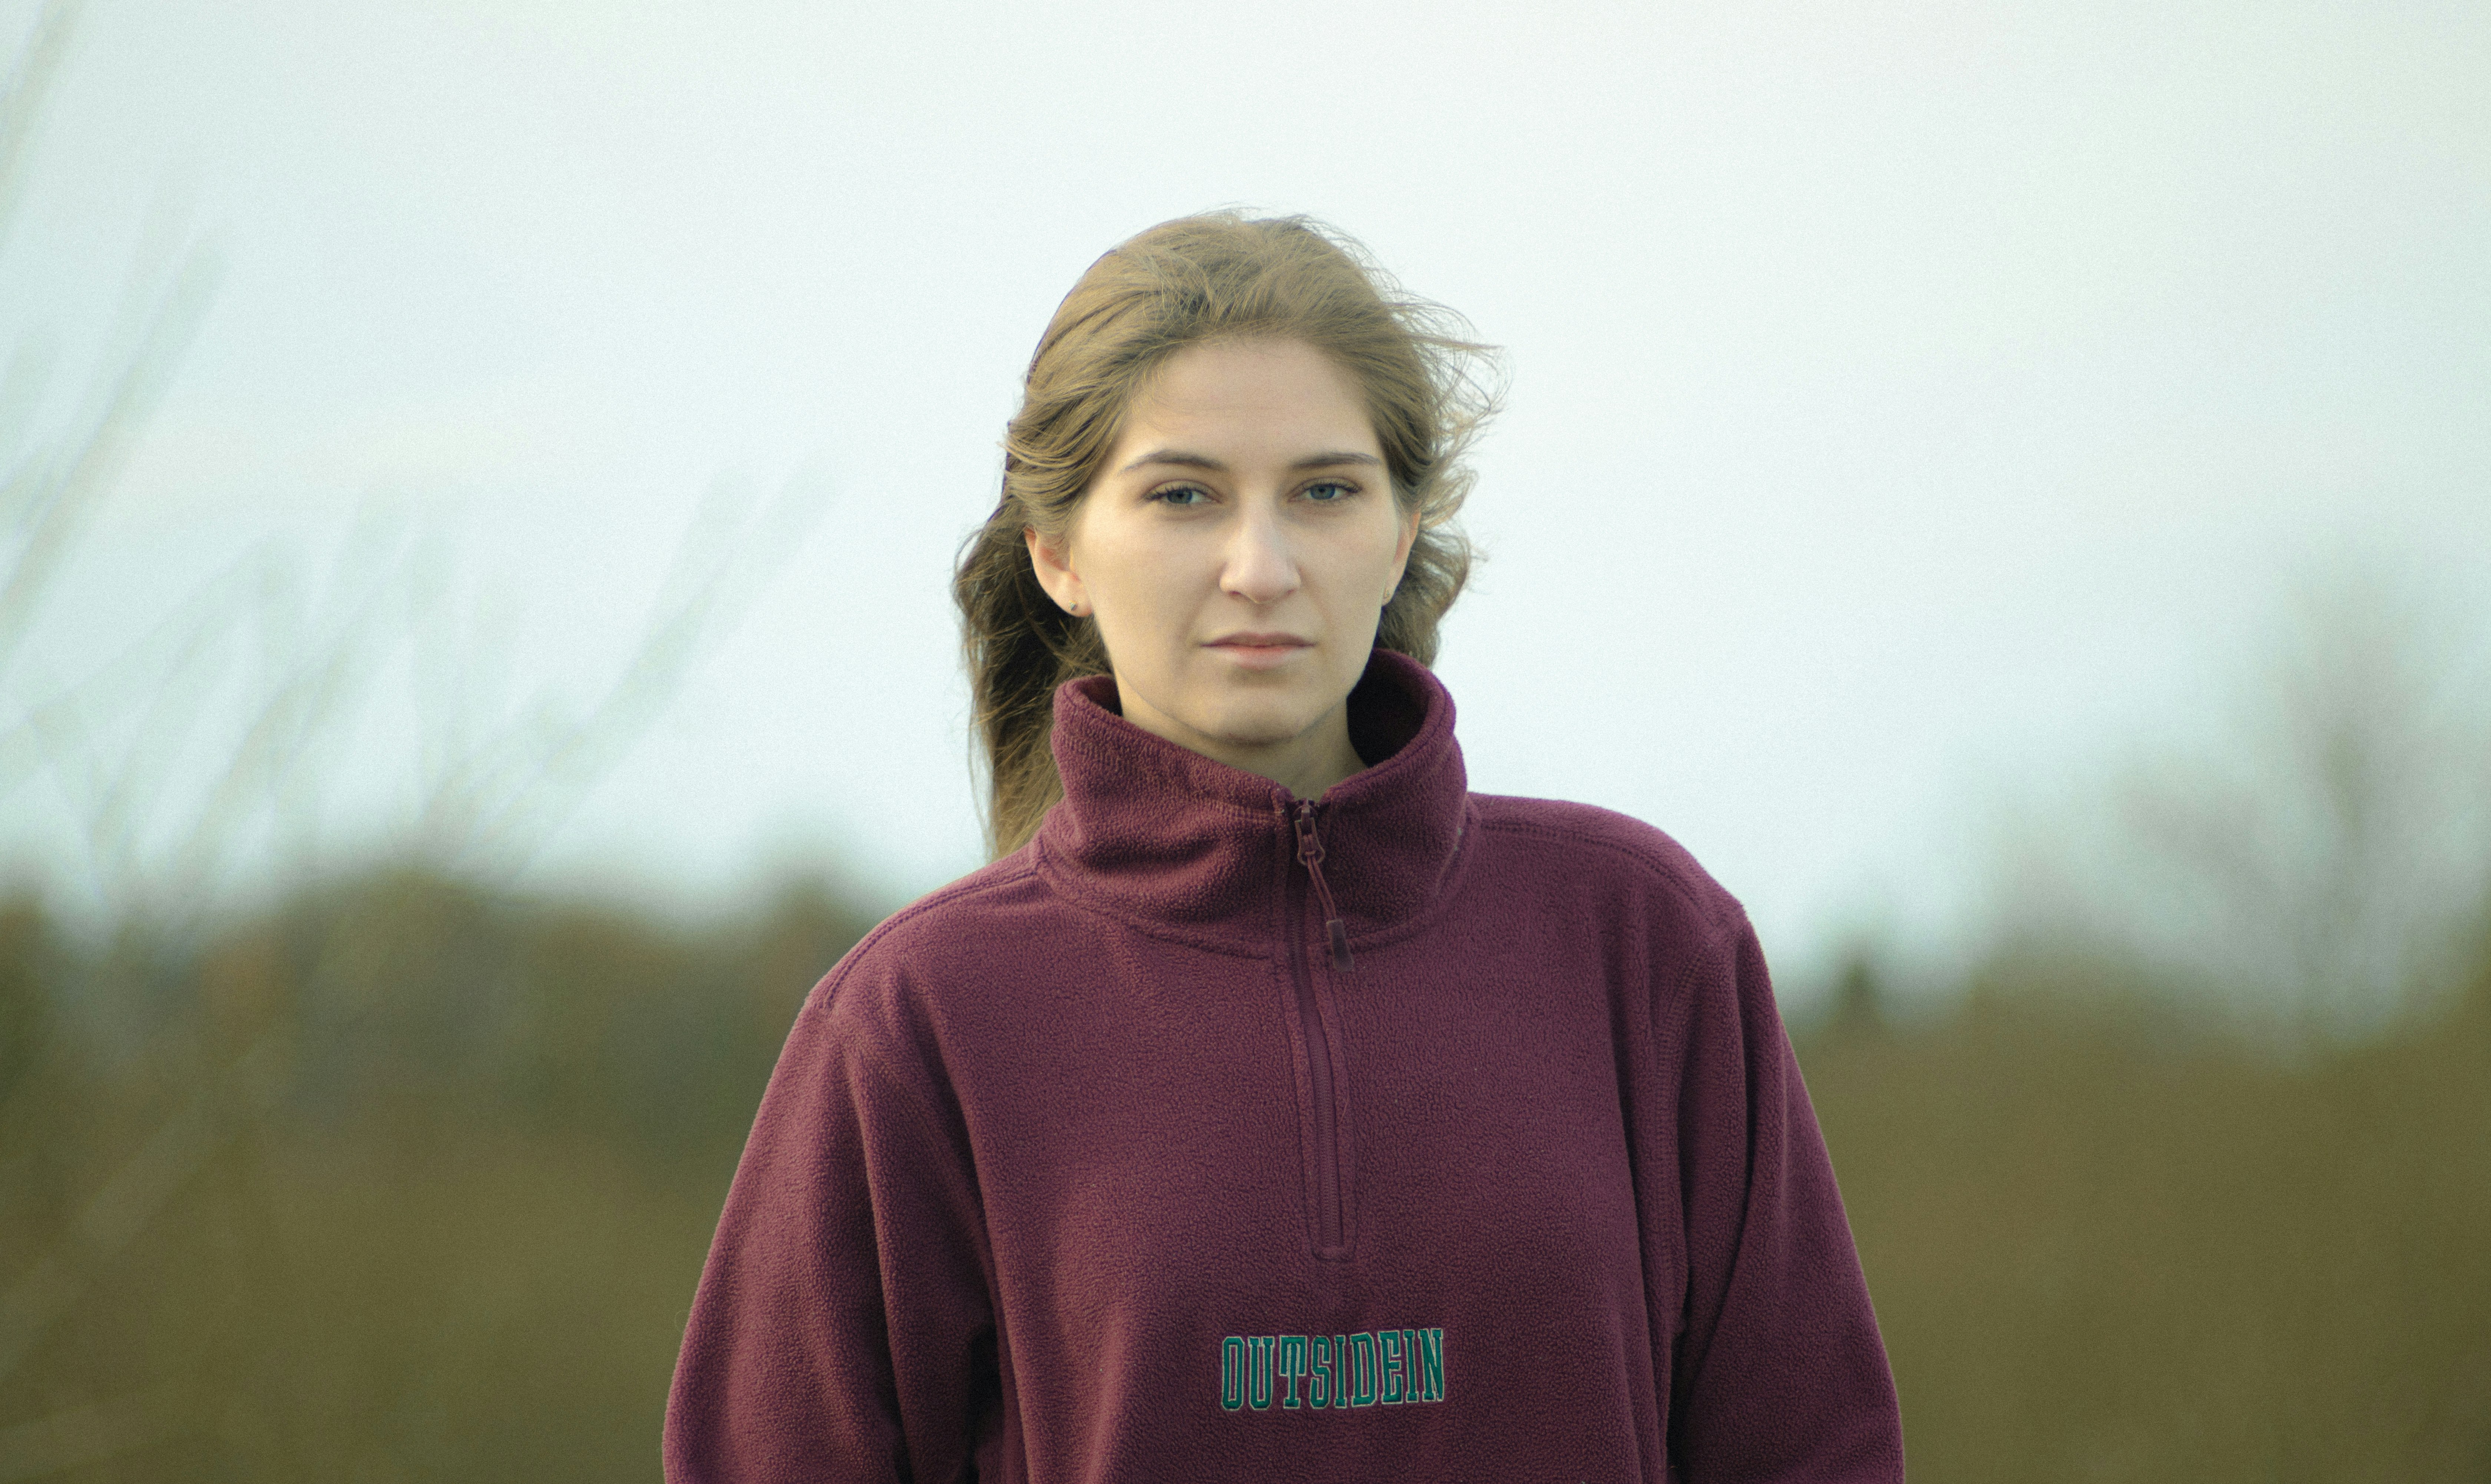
[1291, 800, 1354, 973]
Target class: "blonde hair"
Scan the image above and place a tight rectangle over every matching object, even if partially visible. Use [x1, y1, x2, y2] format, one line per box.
[952, 212, 1497, 858]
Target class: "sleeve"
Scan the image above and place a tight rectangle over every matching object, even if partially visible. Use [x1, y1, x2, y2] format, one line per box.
[1663, 915, 1905, 1482]
[663, 968, 996, 1483]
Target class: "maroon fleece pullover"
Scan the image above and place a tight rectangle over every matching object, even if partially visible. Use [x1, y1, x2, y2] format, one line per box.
[666, 651, 1903, 1482]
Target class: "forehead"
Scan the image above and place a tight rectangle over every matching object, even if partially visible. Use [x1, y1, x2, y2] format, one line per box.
[1116, 339, 1378, 455]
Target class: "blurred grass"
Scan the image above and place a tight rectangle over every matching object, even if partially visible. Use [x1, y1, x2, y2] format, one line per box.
[0, 871, 871, 1483]
[1800, 935, 2491, 1483]
[4, 869, 2488, 1480]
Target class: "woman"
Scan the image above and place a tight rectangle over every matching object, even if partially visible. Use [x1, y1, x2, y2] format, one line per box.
[666, 213, 1903, 1482]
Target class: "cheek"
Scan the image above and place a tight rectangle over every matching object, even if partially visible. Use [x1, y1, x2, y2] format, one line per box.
[1077, 532, 1199, 646]
[1331, 515, 1412, 596]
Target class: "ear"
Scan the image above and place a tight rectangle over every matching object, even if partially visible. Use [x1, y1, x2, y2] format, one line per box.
[1023, 525, 1091, 617]
[1384, 505, 1421, 602]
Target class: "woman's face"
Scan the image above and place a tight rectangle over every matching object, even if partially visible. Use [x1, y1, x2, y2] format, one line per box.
[1025, 337, 1419, 788]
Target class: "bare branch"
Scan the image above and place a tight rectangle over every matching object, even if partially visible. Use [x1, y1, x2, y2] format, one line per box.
[0, 2, 76, 259]
[418, 470, 827, 872]
[0, 246, 219, 688]
[1988, 568, 2491, 1046]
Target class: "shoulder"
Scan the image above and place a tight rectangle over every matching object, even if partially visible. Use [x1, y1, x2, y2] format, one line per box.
[1468, 792, 1750, 948]
[796, 849, 1057, 1037]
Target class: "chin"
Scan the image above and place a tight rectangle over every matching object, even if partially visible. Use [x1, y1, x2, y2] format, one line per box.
[1182, 694, 1326, 752]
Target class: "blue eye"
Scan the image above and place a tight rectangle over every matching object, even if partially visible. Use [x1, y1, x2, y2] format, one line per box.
[1304, 481, 1354, 503]
[1151, 485, 1210, 507]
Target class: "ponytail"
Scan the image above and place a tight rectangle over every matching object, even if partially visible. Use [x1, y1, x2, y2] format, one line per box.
[952, 503, 1108, 860]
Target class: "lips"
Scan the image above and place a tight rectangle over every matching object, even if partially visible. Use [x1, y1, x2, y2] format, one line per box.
[1204, 632, 1313, 671]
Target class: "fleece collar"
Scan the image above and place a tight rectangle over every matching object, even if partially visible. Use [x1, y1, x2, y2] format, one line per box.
[1034, 649, 1472, 954]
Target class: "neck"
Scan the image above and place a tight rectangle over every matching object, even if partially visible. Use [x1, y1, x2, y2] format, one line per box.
[1112, 686, 1367, 801]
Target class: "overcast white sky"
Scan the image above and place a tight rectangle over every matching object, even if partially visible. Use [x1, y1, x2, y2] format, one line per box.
[6, 0, 2487, 996]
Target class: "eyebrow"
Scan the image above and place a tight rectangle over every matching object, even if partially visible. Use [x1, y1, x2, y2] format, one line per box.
[1115, 449, 1384, 476]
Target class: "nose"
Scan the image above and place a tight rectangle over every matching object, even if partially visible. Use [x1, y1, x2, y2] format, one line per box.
[1219, 502, 1300, 606]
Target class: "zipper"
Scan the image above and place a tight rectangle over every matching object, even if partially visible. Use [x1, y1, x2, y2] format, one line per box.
[1292, 801, 1352, 972]
[1288, 800, 1352, 1256]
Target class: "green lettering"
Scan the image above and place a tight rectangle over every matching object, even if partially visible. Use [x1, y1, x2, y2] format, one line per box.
[1416, 1328, 1445, 1402]
[1221, 1336, 1246, 1412]
[1334, 1335, 1352, 1408]
[1379, 1328, 1406, 1403]
[1277, 1335, 1307, 1409]
[1249, 1335, 1275, 1410]
[1308, 1335, 1332, 1408]
[1349, 1332, 1378, 1407]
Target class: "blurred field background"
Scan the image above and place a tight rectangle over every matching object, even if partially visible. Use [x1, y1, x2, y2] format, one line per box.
[5, 855, 2484, 1483]
[7, 727, 2488, 1482]
[7, 1, 2491, 1479]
